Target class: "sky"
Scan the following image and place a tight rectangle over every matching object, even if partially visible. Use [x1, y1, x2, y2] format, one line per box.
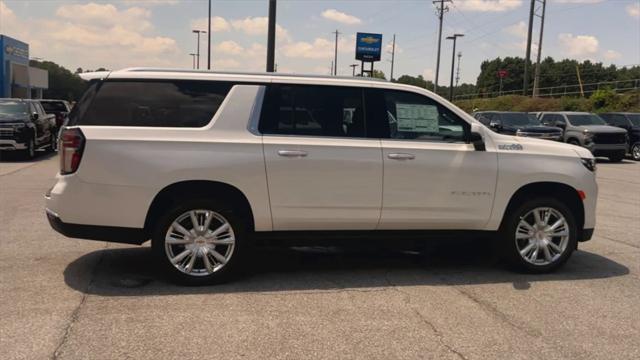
[1, 0, 639, 84]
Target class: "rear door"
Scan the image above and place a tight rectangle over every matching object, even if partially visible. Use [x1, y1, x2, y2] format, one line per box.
[371, 89, 498, 230]
[260, 84, 383, 230]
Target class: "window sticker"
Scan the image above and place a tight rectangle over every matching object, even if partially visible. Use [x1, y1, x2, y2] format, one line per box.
[396, 103, 439, 133]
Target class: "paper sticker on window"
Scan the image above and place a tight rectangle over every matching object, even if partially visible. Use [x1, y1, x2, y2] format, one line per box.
[396, 103, 439, 133]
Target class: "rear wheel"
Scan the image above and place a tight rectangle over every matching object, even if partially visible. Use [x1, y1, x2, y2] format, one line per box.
[151, 198, 247, 285]
[568, 139, 580, 146]
[501, 198, 577, 273]
[631, 143, 640, 161]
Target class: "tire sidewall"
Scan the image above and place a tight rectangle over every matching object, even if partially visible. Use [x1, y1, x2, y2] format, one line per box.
[632, 143, 640, 161]
[501, 197, 578, 273]
[151, 198, 248, 285]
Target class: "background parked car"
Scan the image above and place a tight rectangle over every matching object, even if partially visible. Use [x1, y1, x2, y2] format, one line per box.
[473, 111, 563, 141]
[0, 98, 57, 159]
[38, 99, 71, 140]
[599, 112, 640, 161]
[539, 111, 628, 162]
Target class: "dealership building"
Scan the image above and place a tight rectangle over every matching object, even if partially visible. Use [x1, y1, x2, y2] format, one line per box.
[0, 35, 48, 99]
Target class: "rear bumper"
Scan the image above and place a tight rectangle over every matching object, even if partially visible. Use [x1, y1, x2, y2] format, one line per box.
[46, 208, 148, 245]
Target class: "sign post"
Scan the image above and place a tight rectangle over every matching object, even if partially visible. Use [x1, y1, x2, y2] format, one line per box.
[355, 33, 382, 77]
[497, 69, 508, 96]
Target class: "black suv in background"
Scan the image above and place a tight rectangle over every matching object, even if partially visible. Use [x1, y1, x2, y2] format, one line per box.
[473, 111, 563, 141]
[0, 99, 57, 159]
[599, 112, 640, 161]
[39, 99, 71, 135]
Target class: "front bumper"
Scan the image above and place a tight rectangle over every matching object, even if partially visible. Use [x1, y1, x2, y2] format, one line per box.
[46, 208, 148, 244]
[585, 142, 628, 154]
[0, 139, 27, 151]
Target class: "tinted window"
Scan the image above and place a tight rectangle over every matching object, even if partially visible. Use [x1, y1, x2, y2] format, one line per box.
[0, 101, 28, 115]
[259, 84, 366, 137]
[40, 101, 68, 113]
[566, 114, 606, 126]
[541, 114, 560, 126]
[628, 114, 640, 126]
[604, 114, 629, 127]
[383, 90, 467, 142]
[76, 80, 232, 127]
[500, 112, 539, 126]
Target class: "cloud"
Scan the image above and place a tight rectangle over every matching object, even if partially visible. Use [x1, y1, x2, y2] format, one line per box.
[231, 16, 290, 41]
[213, 58, 241, 70]
[423, 68, 435, 81]
[557, 33, 599, 57]
[504, 21, 527, 38]
[555, 0, 604, 3]
[281, 36, 351, 59]
[321, 9, 362, 25]
[191, 16, 231, 32]
[385, 41, 402, 54]
[627, 3, 640, 18]
[603, 50, 622, 60]
[214, 40, 243, 55]
[55, 3, 153, 32]
[120, 0, 178, 6]
[455, 0, 522, 12]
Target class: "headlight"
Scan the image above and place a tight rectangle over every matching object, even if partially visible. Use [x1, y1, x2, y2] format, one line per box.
[581, 158, 596, 172]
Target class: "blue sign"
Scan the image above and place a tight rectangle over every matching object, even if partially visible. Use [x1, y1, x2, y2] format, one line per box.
[355, 32, 382, 62]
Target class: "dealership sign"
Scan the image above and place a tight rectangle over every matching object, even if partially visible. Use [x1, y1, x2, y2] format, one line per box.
[5, 45, 28, 60]
[355, 33, 382, 62]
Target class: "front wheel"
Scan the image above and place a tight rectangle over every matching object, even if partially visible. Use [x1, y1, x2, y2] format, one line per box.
[151, 199, 247, 285]
[501, 198, 577, 273]
[22, 137, 36, 160]
[631, 143, 640, 161]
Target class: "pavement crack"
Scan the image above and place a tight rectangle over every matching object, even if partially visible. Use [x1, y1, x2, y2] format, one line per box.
[51, 243, 108, 360]
[384, 272, 468, 360]
[598, 235, 640, 249]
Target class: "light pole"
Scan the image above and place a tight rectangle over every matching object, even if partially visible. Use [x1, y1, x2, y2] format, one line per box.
[350, 64, 359, 76]
[192, 29, 206, 69]
[446, 33, 463, 101]
[207, 0, 211, 70]
[266, 0, 277, 72]
[189, 53, 196, 69]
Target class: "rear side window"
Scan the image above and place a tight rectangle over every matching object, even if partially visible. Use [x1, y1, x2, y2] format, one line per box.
[259, 84, 366, 137]
[40, 101, 68, 113]
[74, 80, 232, 127]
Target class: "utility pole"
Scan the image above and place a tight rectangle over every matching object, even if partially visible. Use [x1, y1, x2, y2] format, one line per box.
[455, 51, 462, 87]
[447, 34, 464, 101]
[207, 0, 211, 69]
[333, 29, 340, 76]
[532, 0, 546, 96]
[389, 34, 396, 81]
[433, 0, 451, 94]
[330, 61, 334, 76]
[266, 0, 277, 72]
[576, 65, 585, 97]
[523, 0, 535, 96]
[192, 29, 206, 69]
[350, 63, 359, 77]
[189, 53, 196, 69]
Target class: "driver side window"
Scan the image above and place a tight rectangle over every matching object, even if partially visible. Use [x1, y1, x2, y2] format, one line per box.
[383, 90, 468, 142]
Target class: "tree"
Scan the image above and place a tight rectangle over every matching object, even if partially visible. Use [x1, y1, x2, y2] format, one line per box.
[371, 70, 386, 80]
[30, 60, 87, 101]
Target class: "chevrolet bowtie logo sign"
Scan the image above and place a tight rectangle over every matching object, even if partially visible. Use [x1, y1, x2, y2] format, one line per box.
[360, 36, 380, 45]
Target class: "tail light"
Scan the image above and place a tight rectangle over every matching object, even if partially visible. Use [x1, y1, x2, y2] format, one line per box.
[60, 128, 85, 175]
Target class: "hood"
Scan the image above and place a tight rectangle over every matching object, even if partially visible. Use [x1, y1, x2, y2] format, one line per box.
[489, 131, 592, 159]
[0, 114, 28, 123]
[507, 125, 562, 133]
[573, 124, 627, 133]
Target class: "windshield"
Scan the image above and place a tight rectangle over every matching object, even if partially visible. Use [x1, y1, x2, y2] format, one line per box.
[501, 113, 540, 126]
[628, 114, 640, 127]
[40, 101, 67, 112]
[567, 114, 606, 126]
[0, 101, 28, 115]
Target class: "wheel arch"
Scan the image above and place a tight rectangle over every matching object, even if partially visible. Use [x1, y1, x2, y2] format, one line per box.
[501, 181, 584, 234]
[144, 180, 255, 236]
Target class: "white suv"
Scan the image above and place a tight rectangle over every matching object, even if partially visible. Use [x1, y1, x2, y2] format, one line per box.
[45, 68, 597, 284]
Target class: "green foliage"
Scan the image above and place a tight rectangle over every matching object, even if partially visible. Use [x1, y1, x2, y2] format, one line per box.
[30, 60, 87, 101]
[589, 88, 617, 110]
[371, 70, 386, 80]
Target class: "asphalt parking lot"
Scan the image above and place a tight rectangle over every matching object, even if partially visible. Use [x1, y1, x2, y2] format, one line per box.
[1, 153, 639, 360]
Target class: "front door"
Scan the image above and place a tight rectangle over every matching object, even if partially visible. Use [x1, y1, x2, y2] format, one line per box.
[260, 84, 383, 231]
[372, 89, 498, 230]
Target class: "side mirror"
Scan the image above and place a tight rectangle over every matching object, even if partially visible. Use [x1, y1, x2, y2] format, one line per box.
[489, 121, 501, 131]
[555, 121, 566, 129]
[31, 112, 39, 121]
[468, 131, 485, 151]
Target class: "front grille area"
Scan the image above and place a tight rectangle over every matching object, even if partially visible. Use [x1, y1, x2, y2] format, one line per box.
[0, 128, 14, 139]
[593, 133, 627, 144]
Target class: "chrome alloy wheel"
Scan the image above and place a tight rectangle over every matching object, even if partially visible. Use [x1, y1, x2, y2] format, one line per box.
[164, 210, 235, 276]
[632, 144, 640, 161]
[515, 207, 570, 266]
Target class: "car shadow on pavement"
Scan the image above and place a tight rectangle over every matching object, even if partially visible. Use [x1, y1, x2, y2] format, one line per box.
[0, 150, 56, 163]
[595, 157, 636, 164]
[64, 238, 629, 296]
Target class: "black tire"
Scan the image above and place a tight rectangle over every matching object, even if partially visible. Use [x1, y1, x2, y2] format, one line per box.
[630, 143, 640, 161]
[49, 132, 58, 152]
[151, 198, 248, 285]
[22, 137, 36, 160]
[500, 197, 577, 273]
[608, 152, 625, 163]
[568, 139, 580, 146]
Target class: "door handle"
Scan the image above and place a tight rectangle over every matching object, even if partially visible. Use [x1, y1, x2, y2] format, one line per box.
[387, 153, 415, 160]
[277, 150, 308, 158]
